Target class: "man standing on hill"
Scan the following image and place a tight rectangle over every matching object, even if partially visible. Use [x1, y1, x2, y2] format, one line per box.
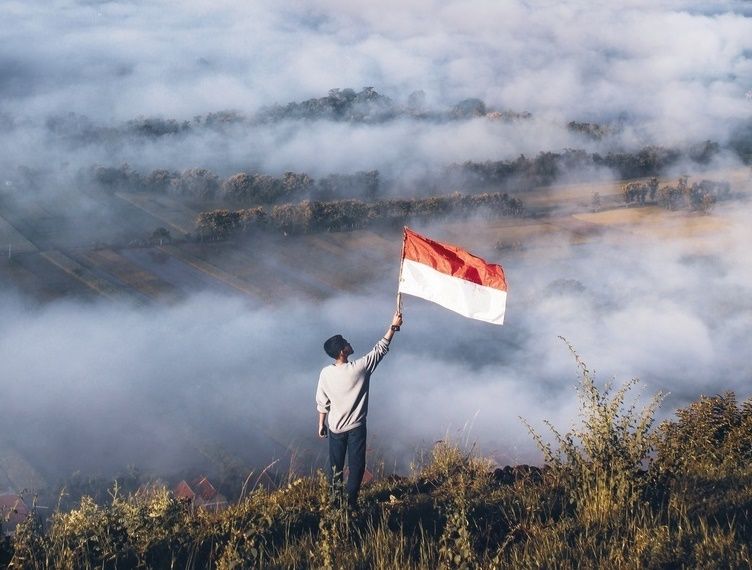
[316, 310, 403, 510]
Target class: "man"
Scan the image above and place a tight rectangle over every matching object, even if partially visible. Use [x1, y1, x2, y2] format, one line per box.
[316, 310, 403, 510]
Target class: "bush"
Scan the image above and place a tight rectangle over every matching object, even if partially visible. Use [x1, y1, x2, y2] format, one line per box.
[654, 392, 752, 477]
[525, 340, 663, 527]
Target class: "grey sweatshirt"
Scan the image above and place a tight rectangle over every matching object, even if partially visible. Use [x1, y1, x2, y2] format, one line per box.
[316, 338, 390, 434]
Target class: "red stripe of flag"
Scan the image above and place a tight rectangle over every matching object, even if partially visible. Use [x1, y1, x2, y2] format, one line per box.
[403, 228, 507, 291]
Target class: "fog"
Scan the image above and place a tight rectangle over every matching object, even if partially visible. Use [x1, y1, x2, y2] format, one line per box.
[3, 0, 750, 125]
[1, 0, 751, 180]
[1, 0, 751, 489]
[1, 116, 603, 183]
[2, 200, 752, 484]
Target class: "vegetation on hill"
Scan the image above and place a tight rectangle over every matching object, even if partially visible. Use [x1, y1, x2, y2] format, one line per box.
[3, 354, 752, 569]
[622, 177, 731, 213]
[458, 141, 723, 190]
[86, 165, 380, 206]
[193, 192, 525, 240]
[83, 140, 728, 211]
[42, 87, 752, 170]
[47, 88, 533, 146]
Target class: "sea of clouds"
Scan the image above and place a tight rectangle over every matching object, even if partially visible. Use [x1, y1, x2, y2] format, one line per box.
[1, 0, 751, 177]
[1, 0, 751, 483]
[2, 202, 752, 479]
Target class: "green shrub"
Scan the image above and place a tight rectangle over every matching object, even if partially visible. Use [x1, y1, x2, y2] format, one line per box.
[655, 392, 752, 477]
[525, 340, 663, 527]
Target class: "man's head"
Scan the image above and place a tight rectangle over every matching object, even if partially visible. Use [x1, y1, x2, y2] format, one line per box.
[324, 334, 352, 359]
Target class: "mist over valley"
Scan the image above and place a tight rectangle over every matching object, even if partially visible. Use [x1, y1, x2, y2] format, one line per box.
[1, 0, 751, 509]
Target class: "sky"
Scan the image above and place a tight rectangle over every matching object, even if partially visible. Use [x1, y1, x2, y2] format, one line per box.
[0, 0, 751, 486]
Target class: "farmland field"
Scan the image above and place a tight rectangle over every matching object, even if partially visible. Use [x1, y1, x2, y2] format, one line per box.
[0, 171, 747, 305]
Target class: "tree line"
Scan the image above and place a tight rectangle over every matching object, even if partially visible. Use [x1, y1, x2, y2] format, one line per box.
[39, 86, 752, 170]
[458, 142, 721, 190]
[88, 165, 379, 205]
[46, 87, 535, 148]
[86, 140, 726, 210]
[194, 192, 524, 240]
[623, 177, 731, 212]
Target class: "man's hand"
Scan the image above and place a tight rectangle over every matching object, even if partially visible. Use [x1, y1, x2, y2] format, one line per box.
[391, 311, 403, 329]
[317, 412, 327, 438]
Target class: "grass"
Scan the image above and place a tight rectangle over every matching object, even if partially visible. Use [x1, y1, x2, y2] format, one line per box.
[4, 357, 752, 569]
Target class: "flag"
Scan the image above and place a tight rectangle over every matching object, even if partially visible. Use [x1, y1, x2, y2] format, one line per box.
[398, 227, 507, 325]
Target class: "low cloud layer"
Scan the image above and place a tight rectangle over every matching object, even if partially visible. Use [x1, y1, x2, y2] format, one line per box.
[1, 0, 751, 181]
[0, 0, 750, 489]
[2, 200, 751, 483]
[3, 1, 751, 128]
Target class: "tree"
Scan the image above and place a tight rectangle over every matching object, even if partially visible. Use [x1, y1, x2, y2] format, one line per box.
[144, 169, 177, 193]
[195, 210, 241, 239]
[171, 168, 219, 201]
[91, 163, 135, 192]
[222, 173, 255, 205]
[280, 172, 314, 201]
[150, 227, 172, 244]
[452, 98, 486, 118]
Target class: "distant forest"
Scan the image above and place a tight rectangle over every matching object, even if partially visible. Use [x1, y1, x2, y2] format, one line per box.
[39, 87, 752, 165]
[85, 141, 726, 209]
[622, 177, 731, 213]
[7, 86, 748, 205]
[6, 86, 748, 245]
[194, 192, 524, 239]
[45, 87, 532, 143]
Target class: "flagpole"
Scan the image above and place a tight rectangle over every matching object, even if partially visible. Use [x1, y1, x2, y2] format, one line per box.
[396, 226, 407, 315]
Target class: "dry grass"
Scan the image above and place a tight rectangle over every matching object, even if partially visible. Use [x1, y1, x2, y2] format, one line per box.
[574, 206, 730, 235]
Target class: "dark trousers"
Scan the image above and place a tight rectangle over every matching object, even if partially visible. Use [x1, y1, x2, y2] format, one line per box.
[328, 423, 367, 508]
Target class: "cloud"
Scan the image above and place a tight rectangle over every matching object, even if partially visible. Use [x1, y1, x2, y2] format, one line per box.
[2, 198, 752, 483]
[0, 0, 749, 245]
[1, 0, 750, 173]
[0, 0, 751, 486]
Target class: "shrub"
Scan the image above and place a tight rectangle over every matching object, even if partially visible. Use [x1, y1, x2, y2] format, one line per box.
[654, 392, 752, 477]
[525, 339, 663, 526]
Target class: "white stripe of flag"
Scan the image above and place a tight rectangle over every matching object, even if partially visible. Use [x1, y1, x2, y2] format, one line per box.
[397, 228, 507, 325]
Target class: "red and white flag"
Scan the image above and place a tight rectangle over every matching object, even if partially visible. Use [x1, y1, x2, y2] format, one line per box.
[398, 228, 507, 325]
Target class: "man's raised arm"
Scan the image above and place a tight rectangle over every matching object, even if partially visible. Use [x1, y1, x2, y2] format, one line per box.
[359, 311, 403, 373]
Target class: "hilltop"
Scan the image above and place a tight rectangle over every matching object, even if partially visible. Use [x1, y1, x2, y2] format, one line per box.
[3, 372, 752, 568]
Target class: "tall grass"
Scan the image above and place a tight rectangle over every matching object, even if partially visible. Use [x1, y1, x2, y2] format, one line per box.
[4, 357, 752, 569]
[524, 340, 663, 528]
